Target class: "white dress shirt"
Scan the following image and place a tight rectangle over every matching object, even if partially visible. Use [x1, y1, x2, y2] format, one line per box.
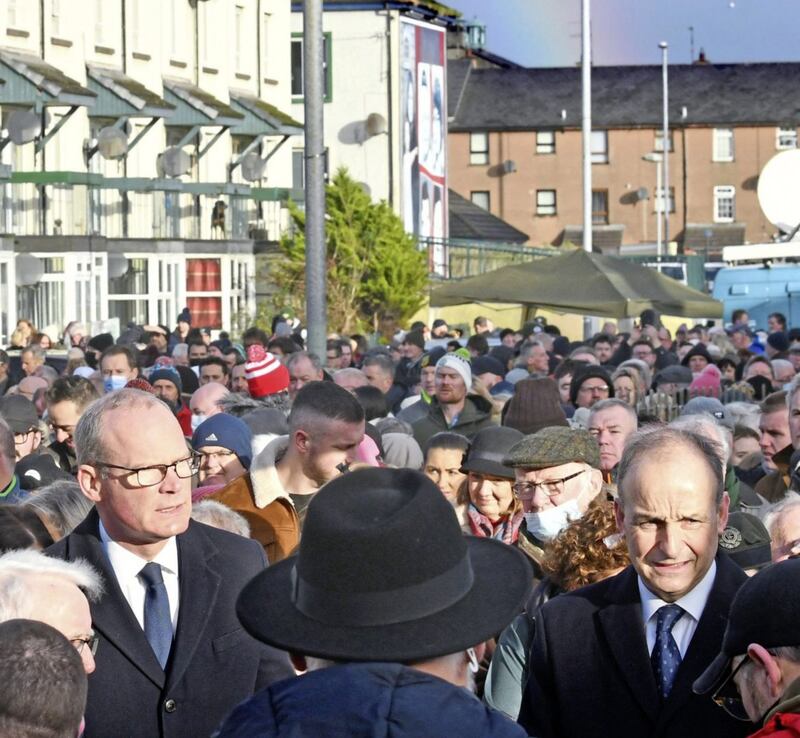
[99, 520, 180, 633]
[638, 560, 717, 658]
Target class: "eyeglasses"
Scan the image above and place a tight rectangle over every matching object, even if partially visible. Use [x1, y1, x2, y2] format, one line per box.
[711, 656, 752, 721]
[512, 469, 588, 500]
[13, 429, 37, 444]
[71, 634, 99, 657]
[198, 450, 236, 464]
[579, 384, 610, 395]
[95, 454, 201, 488]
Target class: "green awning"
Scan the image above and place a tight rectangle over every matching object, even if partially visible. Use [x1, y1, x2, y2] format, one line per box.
[251, 187, 304, 202]
[86, 65, 174, 118]
[0, 49, 95, 107]
[162, 79, 243, 127]
[10, 171, 103, 185]
[229, 93, 303, 136]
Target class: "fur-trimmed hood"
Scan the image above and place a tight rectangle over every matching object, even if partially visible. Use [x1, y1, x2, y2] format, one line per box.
[249, 435, 293, 509]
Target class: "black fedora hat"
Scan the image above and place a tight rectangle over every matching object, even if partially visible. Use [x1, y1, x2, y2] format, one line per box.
[460, 426, 523, 480]
[236, 467, 532, 662]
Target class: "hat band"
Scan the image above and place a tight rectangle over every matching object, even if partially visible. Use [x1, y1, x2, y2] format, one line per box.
[291, 554, 475, 627]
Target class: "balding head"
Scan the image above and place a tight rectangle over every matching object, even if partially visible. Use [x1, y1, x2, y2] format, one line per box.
[189, 382, 230, 419]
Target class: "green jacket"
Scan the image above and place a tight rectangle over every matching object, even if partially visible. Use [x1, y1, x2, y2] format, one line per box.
[410, 395, 495, 448]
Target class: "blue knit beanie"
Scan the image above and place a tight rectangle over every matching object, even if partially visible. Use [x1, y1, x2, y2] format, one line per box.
[149, 368, 182, 395]
[191, 413, 253, 470]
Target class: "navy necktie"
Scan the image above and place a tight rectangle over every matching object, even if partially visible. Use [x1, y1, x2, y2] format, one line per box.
[138, 562, 173, 670]
[651, 604, 685, 699]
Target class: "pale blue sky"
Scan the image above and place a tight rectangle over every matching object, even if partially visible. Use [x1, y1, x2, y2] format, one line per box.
[448, 0, 799, 67]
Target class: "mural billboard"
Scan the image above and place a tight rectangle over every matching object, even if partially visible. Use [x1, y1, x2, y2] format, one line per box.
[400, 18, 447, 275]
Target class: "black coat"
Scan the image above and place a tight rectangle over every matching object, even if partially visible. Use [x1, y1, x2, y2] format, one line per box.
[518, 555, 753, 738]
[47, 510, 293, 738]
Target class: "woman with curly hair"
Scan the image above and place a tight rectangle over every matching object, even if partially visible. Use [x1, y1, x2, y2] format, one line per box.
[612, 365, 648, 407]
[484, 495, 629, 719]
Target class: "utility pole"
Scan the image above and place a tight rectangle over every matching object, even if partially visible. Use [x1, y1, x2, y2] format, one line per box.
[660, 41, 670, 254]
[581, 0, 593, 338]
[303, 0, 327, 357]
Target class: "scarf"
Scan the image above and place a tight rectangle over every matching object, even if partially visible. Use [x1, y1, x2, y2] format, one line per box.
[467, 503, 524, 545]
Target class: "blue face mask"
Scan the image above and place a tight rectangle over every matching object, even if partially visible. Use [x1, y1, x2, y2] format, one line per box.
[103, 375, 128, 394]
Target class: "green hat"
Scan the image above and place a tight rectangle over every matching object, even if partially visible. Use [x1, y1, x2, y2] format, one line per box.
[718, 511, 771, 571]
[503, 426, 601, 470]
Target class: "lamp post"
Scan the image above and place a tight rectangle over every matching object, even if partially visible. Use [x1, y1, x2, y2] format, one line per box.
[581, 0, 593, 339]
[642, 152, 663, 266]
[659, 41, 669, 253]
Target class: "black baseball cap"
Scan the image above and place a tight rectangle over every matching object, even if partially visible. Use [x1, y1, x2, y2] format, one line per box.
[693, 558, 800, 697]
[0, 395, 39, 434]
[717, 512, 771, 572]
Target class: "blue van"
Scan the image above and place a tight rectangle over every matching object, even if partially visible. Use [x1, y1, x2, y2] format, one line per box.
[712, 264, 800, 327]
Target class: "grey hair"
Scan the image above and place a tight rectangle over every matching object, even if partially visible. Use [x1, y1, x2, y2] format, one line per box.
[361, 353, 395, 376]
[669, 414, 731, 466]
[74, 388, 166, 465]
[726, 401, 761, 433]
[616, 426, 725, 506]
[589, 398, 638, 427]
[333, 368, 368, 386]
[24, 481, 94, 539]
[218, 392, 291, 418]
[172, 343, 188, 359]
[787, 375, 800, 409]
[191, 500, 251, 538]
[763, 492, 800, 540]
[618, 359, 653, 393]
[22, 344, 46, 361]
[0, 549, 103, 622]
[286, 350, 323, 375]
[0, 416, 13, 467]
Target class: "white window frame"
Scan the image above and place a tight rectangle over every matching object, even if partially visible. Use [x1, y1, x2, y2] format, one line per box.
[713, 128, 735, 162]
[714, 185, 736, 223]
[536, 130, 555, 155]
[591, 130, 608, 164]
[470, 191, 490, 211]
[654, 130, 673, 152]
[536, 189, 557, 216]
[51, 0, 62, 36]
[654, 186, 675, 214]
[469, 132, 489, 165]
[235, 4, 245, 73]
[776, 126, 798, 150]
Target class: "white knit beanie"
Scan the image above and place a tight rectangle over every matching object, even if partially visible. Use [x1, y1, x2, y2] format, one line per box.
[435, 353, 472, 389]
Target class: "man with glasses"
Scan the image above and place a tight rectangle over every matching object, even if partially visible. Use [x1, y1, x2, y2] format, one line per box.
[48, 388, 292, 738]
[45, 376, 100, 474]
[693, 559, 800, 736]
[0, 549, 102, 674]
[569, 366, 614, 410]
[504, 426, 604, 578]
[518, 426, 749, 738]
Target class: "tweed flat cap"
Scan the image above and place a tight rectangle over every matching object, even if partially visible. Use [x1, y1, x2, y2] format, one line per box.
[504, 426, 601, 470]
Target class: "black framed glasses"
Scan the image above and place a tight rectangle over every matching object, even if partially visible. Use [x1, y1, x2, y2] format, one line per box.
[512, 469, 587, 500]
[71, 634, 99, 657]
[711, 656, 752, 721]
[13, 429, 37, 444]
[95, 454, 201, 488]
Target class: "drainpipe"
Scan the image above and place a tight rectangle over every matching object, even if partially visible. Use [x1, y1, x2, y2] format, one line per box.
[39, 0, 47, 235]
[384, 2, 394, 206]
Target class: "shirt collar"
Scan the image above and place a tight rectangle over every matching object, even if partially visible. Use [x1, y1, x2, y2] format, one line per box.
[98, 519, 179, 579]
[638, 559, 717, 624]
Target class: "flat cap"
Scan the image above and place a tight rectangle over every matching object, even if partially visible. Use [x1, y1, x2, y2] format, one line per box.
[654, 364, 693, 386]
[504, 426, 601, 470]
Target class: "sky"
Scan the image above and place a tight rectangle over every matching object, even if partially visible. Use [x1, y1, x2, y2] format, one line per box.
[446, 0, 799, 67]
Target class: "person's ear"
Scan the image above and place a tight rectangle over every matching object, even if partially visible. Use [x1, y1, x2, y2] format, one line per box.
[716, 491, 731, 534]
[614, 498, 626, 535]
[747, 643, 784, 698]
[77, 465, 103, 504]
[294, 430, 311, 454]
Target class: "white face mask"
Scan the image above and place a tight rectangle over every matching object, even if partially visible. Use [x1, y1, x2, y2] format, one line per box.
[190, 414, 207, 432]
[523, 497, 584, 541]
[103, 375, 128, 394]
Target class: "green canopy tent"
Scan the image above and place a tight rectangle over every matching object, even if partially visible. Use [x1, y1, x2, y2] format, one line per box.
[429, 249, 722, 319]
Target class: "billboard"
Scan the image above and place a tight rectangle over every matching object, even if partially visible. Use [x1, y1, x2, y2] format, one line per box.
[400, 19, 447, 275]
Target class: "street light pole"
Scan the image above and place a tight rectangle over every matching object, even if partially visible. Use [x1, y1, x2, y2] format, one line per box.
[581, 0, 593, 338]
[659, 41, 669, 253]
[642, 152, 663, 266]
[303, 0, 327, 358]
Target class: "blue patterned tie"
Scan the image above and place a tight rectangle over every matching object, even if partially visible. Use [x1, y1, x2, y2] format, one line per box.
[138, 563, 172, 670]
[651, 604, 684, 699]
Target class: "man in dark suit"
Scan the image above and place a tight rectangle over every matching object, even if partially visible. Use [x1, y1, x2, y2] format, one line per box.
[518, 426, 753, 738]
[48, 388, 292, 738]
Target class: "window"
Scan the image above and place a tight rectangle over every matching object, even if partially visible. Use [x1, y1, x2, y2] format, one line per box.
[7, 0, 18, 28]
[469, 132, 489, 165]
[470, 191, 490, 211]
[654, 186, 675, 213]
[235, 5, 245, 71]
[654, 130, 673, 152]
[591, 130, 608, 164]
[713, 128, 734, 162]
[51, 0, 61, 36]
[714, 186, 736, 223]
[536, 190, 557, 216]
[592, 190, 609, 224]
[536, 130, 555, 154]
[291, 33, 332, 102]
[95, 0, 107, 46]
[776, 127, 798, 150]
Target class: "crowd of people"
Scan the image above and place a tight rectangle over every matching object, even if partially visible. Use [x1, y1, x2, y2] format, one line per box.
[1, 305, 799, 737]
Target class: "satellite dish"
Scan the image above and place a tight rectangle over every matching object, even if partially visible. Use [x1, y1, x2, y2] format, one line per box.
[15, 254, 43, 286]
[159, 147, 192, 178]
[758, 149, 800, 232]
[107, 253, 129, 280]
[358, 181, 372, 197]
[96, 126, 129, 160]
[240, 152, 267, 181]
[7, 110, 47, 145]
[365, 113, 387, 138]
[502, 160, 517, 174]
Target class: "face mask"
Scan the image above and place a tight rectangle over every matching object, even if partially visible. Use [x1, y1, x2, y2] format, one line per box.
[523, 497, 583, 541]
[103, 375, 128, 394]
[190, 414, 207, 432]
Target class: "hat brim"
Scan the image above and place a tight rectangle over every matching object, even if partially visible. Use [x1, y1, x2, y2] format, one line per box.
[459, 458, 516, 480]
[692, 651, 732, 696]
[236, 536, 532, 662]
